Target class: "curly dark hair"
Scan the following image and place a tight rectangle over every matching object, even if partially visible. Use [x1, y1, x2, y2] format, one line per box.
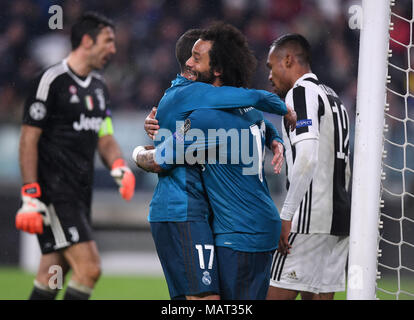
[200, 22, 257, 88]
[175, 29, 203, 73]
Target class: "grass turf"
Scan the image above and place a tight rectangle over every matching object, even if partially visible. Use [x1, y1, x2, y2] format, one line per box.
[0, 267, 170, 300]
[0, 267, 412, 300]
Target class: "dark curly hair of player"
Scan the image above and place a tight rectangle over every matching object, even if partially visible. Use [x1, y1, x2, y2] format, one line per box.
[200, 22, 257, 88]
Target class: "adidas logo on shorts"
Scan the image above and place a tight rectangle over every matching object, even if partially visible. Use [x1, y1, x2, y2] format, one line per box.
[287, 271, 299, 280]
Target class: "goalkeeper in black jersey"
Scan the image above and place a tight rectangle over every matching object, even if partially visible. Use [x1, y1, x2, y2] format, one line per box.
[16, 12, 136, 300]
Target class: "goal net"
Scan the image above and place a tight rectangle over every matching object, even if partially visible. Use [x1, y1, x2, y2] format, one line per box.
[377, 0, 414, 300]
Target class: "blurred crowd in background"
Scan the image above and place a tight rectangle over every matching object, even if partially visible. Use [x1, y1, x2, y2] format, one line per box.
[0, 0, 366, 123]
[0, 0, 411, 189]
[0, 0, 413, 275]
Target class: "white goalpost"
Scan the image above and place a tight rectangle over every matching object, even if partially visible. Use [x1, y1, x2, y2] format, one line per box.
[347, 0, 391, 300]
[348, 0, 414, 300]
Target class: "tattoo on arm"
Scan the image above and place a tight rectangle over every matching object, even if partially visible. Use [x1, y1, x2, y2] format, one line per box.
[136, 150, 163, 173]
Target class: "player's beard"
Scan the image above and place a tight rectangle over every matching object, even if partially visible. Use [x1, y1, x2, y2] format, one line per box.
[272, 82, 289, 99]
[275, 88, 288, 99]
[92, 54, 113, 71]
[195, 68, 216, 85]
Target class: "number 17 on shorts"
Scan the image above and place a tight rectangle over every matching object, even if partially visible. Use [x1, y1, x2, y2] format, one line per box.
[195, 244, 215, 285]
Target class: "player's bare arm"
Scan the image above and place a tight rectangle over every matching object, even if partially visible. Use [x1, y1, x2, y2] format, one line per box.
[19, 125, 42, 184]
[16, 125, 50, 234]
[132, 145, 163, 173]
[97, 134, 123, 168]
[278, 220, 292, 255]
[98, 135, 136, 201]
[270, 140, 284, 174]
[284, 105, 297, 131]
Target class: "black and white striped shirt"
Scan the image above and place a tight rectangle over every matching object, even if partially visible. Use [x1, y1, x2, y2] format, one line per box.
[282, 73, 351, 235]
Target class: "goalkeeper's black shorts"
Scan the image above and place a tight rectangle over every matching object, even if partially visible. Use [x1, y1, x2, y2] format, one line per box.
[36, 200, 93, 254]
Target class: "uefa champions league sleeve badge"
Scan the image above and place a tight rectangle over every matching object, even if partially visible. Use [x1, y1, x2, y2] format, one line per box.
[29, 102, 47, 121]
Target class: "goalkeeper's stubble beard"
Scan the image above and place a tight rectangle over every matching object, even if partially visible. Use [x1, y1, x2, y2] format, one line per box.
[89, 52, 114, 71]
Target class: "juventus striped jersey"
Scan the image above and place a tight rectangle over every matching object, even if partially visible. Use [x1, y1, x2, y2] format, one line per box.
[22, 59, 112, 204]
[282, 73, 351, 235]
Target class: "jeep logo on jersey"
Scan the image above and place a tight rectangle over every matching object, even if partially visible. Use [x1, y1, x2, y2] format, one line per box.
[73, 113, 103, 133]
[29, 102, 47, 120]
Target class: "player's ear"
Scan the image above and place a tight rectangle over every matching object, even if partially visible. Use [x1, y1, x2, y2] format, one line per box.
[211, 65, 222, 78]
[284, 53, 293, 68]
[213, 69, 222, 77]
[80, 34, 94, 49]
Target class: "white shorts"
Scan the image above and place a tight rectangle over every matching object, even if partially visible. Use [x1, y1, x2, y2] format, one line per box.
[269, 233, 349, 294]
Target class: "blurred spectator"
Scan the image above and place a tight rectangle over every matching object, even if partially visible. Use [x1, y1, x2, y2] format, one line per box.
[0, 0, 405, 131]
[0, 0, 410, 195]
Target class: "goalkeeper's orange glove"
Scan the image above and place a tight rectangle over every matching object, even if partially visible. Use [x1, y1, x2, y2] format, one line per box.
[16, 183, 50, 234]
[110, 158, 135, 201]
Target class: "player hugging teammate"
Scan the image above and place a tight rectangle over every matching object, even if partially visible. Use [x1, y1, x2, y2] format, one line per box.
[16, 9, 351, 301]
[136, 26, 351, 300]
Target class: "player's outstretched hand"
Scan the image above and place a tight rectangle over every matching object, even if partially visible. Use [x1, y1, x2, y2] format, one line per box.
[144, 107, 159, 140]
[284, 105, 297, 132]
[271, 140, 284, 174]
[110, 159, 136, 201]
[277, 219, 292, 255]
[16, 183, 50, 234]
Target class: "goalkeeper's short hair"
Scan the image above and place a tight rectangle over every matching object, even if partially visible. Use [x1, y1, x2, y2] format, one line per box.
[71, 11, 115, 50]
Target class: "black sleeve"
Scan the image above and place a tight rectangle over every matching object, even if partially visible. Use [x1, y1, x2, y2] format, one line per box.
[22, 73, 54, 128]
[292, 86, 309, 135]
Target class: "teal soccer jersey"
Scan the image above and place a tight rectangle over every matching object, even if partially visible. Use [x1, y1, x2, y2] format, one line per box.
[156, 107, 282, 252]
[149, 75, 287, 223]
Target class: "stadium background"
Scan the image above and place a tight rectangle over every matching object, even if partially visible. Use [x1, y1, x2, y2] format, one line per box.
[0, 0, 412, 299]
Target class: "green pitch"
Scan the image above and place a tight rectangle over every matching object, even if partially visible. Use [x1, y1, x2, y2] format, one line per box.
[0, 267, 170, 300]
[0, 267, 412, 300]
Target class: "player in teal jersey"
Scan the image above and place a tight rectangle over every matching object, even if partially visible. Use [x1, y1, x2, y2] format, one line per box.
[150, 50, 291, 224]
[135, 23, 294, 299]
[137, 106, 282, 299]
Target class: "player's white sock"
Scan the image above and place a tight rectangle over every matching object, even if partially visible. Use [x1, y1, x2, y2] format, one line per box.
[63, 280, 93, 300]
